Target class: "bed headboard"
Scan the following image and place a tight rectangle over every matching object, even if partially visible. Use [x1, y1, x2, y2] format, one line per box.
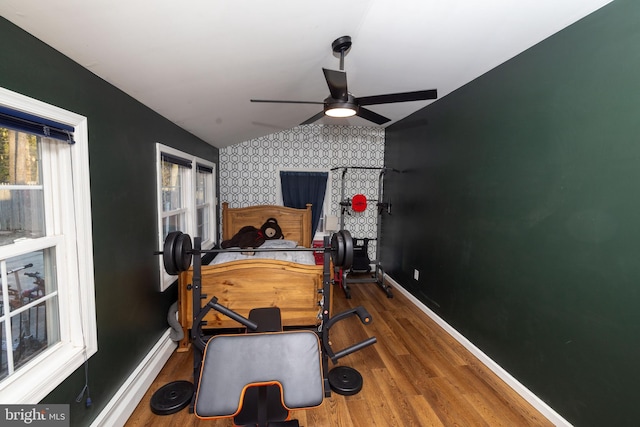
[222, 202, 313, 247]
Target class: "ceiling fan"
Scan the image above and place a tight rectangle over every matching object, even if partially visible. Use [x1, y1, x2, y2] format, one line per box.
[250, 35, 438, 125]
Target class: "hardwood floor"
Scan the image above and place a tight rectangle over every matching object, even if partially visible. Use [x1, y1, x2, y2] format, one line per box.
[125, 278, 554, 426]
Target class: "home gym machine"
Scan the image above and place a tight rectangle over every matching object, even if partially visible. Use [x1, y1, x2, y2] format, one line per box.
[332, 166, 395, 298]
[154, 230, 377, 426]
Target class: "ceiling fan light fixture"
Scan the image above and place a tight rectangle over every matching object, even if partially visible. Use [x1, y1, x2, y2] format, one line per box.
[324, 98, 357, 118]
[325, 106, 357, 118]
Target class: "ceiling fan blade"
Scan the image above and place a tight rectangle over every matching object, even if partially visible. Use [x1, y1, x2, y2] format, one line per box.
[251, 99, 324, 105]
[357, 89, 438, 106]
[323, 68, 348, 101]
[300, 111, 326, 125]
[357, 107, 391, 125]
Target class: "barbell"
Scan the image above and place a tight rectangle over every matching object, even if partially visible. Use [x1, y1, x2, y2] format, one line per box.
[160, 230, 354, 275]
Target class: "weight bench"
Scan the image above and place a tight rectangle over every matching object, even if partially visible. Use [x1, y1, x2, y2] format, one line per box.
[194, 330, 324, 426]
[152, 235, 376, 423]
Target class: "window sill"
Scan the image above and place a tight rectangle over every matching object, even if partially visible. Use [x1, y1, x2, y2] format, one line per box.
[0, 342, 97, 403]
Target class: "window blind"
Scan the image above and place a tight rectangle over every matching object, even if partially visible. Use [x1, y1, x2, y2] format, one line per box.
[0, 105, 75, 144]
[196, 163, 213, 174]
[161, 152, 192, 168]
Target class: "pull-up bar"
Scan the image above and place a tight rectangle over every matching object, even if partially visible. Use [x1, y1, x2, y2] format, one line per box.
[330, 166, 400, 172]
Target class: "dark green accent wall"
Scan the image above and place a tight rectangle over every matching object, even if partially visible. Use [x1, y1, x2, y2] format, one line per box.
[0, 17, 218, 426]
[383, 1, 640, 425]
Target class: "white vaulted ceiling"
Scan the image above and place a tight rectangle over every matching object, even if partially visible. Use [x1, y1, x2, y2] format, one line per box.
[0, 0, 612, 148]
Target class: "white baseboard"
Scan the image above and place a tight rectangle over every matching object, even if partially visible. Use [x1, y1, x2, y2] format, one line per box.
[385, 275, 572, 427]
[90, 329, 177, 427]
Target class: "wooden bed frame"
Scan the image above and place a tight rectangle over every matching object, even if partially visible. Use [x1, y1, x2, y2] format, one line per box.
[177, 202, 330, 351]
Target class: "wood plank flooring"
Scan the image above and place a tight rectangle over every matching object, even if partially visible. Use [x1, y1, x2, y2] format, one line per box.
[125, 278, 554, 426]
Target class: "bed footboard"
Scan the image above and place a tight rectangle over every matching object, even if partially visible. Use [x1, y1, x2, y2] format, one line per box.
[177, 260, 331, 351]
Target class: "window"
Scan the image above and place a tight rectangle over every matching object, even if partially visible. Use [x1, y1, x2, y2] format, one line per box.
[156, 144, 216, 291]
[277, 168, 331, 239]
[0, 87, 96, 403]
[195, 163, 214, 243]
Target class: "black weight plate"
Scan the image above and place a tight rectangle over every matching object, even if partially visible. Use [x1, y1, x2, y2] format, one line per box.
[150, 380, 194, 415]
[340, 230, 354, 270]
[174, 233, 192, 272]
[331, 231, 345, 267]
[163, 231, 182, 275]
[328, 366, 363, 396]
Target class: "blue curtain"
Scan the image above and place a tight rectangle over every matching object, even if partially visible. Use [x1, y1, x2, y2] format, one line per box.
[280, 171, 328, 235]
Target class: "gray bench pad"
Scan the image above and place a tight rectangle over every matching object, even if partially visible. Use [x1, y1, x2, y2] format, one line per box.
[195, 330, 324, 418]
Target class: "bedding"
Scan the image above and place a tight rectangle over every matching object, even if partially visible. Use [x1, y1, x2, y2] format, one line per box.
[209, 239, 315, 266]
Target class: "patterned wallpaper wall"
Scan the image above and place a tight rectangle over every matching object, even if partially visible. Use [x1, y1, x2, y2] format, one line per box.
[219, 124, 385, 259]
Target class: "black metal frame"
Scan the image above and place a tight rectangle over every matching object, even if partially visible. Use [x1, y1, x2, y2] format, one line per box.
[332, 166, 395, 298]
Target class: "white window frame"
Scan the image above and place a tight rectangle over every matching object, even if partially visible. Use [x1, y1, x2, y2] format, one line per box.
[0, 87, 97, 403]
[156, 144, 216, 291]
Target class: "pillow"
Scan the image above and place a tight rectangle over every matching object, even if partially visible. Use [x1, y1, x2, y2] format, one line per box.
[260, 239, 298, 249]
